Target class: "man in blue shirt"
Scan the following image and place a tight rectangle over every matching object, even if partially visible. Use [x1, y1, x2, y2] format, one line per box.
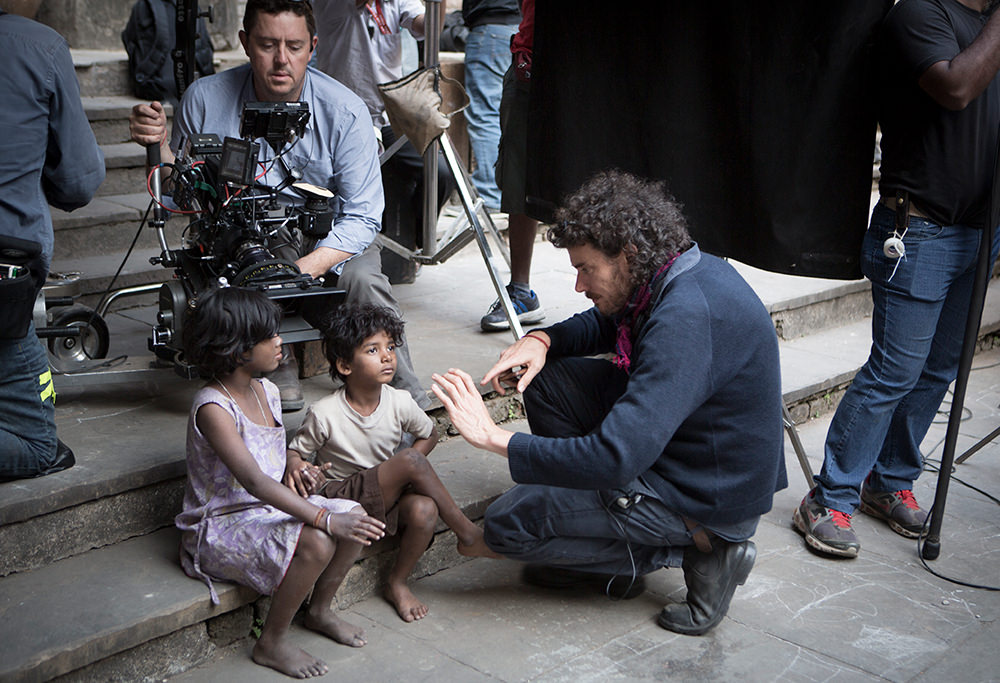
[130, 0, 427, 411]
[432, 170, 786, 636]
[0, 10, 105, 479]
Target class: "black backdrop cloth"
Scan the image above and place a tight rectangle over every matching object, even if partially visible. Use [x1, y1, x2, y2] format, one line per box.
[526, 1, 893, 280]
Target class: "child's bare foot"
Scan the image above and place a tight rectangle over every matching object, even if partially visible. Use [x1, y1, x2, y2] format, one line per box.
[304, 609, 367, 647]
[457, 527, 503, 559]
[384, 581, 428, 622]
[253, 634, 328, 679]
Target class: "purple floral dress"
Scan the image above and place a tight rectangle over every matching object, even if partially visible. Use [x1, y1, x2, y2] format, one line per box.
[175, 379, 357, 604]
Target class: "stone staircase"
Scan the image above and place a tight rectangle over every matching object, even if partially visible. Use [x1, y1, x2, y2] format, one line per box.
[3, 49, 1000, 683]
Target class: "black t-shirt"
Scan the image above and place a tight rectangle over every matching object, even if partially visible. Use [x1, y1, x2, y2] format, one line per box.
[878, 0, 1000, 229]
[462, 0, 520, 28]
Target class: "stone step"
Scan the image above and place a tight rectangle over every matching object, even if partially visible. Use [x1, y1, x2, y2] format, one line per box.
[0, 359, 523, 577]
[73, 49, 131, 99]
[73, 48, 249, 100]
[49, 192, 186, 264]
[0, 426, 518, 682]
[99, 141, 157, 197]
[731, 261, 874, 340]
[83, 96, 174, 146]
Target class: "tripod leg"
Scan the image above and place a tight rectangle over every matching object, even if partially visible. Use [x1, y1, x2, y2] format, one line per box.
[782, 402, 816, 487]
[922, 215, 997, 560]
[954, 424, 1000, 465]
[440, 134, 524, 341]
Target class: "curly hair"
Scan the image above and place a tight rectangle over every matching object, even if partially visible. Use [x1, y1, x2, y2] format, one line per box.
[323, 303, 405, 382]
[244, 0, 316, 39]
[183, 287, 282, 378]
[548, 169, 692, 288]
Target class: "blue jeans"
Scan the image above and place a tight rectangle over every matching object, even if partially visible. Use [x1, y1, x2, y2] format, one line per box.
[815, 203, 1000, 513]
[0, 322, 59, 477]
[464, 23, 516, 210]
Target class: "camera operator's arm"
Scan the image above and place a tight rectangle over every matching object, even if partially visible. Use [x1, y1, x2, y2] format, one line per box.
[299, 106, 384, 278]
[129, 101, 175, 174]
[296, 247, 356, 279]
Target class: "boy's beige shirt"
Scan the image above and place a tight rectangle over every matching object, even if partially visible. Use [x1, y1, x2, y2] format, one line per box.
[288, 384, 434, 481]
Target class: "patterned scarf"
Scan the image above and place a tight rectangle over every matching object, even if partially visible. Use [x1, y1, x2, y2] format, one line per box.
[613, 253, 679, 373]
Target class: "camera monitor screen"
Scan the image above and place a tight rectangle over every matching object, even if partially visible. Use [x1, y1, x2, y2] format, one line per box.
[219, 137, 259, 186]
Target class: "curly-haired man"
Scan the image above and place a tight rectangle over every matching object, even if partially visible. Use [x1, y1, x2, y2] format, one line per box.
[432, 169, 787, 635]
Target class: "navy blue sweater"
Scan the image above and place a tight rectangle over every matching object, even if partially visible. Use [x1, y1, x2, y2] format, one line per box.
[507, 246, 787, 527]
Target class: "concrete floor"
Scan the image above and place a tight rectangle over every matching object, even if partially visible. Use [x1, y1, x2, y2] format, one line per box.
[39, 230, 1000, 683]
[169, 346, 1000, 683]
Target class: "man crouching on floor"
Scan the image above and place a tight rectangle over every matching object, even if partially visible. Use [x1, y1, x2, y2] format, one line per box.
[432, 169, 787, 635]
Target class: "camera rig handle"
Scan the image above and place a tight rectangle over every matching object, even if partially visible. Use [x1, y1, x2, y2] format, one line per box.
[146, 142, 174, 264]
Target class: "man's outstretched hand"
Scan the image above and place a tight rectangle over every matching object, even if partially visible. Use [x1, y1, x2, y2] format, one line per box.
[481, 330, 550, 395]
[431, 368, 512, 457]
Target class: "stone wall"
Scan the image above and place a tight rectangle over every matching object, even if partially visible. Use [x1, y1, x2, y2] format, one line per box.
[30, 0, 241, 51]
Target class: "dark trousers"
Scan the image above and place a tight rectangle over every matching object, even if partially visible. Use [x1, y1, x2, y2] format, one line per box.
[483, 357, 692, 575]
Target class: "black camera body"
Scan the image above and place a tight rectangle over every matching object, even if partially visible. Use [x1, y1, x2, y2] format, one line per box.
[149, 102, 342, 368]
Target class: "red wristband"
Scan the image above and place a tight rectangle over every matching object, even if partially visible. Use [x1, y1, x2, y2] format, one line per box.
[523, 332, 550, 350]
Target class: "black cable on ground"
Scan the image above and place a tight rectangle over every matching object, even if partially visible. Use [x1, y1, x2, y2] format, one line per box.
[915, 355, 1000, 589]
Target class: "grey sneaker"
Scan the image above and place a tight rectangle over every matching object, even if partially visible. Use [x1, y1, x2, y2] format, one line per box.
[859, 485, 928, 538]
[480, 285, 545, 332]
[793, 489, 860, 557]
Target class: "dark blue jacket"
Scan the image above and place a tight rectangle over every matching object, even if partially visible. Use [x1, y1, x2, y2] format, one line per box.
[507, 246, 787, 527]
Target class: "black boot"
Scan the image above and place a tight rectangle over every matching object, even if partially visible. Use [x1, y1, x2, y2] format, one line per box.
[0, 439, 75, 482]
[522, 564, 646, 600]
[657, 539, 756, 635]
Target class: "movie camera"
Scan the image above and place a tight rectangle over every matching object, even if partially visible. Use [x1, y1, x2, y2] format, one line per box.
[147, 101, 343, 371]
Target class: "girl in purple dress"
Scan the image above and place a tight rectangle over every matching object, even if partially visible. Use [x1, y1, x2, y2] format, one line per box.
[175, 287, 385, 679]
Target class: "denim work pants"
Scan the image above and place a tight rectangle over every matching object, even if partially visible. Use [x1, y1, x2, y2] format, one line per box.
[483, 357, 693, 576]
[815, 203, 1000, 513]
[463, 23, 516, 210]
[0, 322, 59, 476]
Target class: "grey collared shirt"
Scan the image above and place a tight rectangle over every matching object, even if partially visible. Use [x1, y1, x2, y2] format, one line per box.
[171, 63, 384, 271]
[313, 0, 425, 126]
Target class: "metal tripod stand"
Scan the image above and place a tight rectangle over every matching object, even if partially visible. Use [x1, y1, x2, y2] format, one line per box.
[375, 0, 526, 341]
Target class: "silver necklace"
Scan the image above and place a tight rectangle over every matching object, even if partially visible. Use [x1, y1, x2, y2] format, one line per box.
[217, 378, 267, 425]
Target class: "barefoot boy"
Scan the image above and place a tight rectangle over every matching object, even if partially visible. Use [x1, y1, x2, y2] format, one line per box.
[285, 304, 498, 622]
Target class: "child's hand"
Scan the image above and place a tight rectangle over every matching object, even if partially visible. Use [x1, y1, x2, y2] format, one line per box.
[327, 510, 386, 545]
[284, 461, 325, 497]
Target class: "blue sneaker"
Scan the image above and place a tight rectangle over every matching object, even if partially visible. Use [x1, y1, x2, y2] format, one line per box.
[480, 286, 545, 332]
